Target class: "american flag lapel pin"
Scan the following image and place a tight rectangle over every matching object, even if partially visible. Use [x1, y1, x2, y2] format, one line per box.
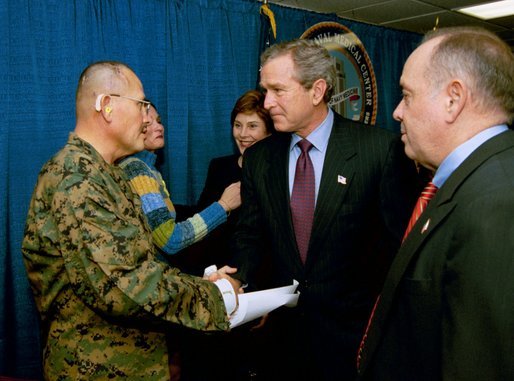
[337, 175, 347, 185]
[421, 218, 430, 234]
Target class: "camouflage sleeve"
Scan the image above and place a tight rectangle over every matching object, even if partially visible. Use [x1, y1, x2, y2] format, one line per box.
[54, 170, 230, 332]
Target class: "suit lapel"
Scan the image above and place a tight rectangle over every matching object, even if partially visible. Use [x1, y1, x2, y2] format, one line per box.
[307, 117, 356, 264]
[356, 196, 454, 375]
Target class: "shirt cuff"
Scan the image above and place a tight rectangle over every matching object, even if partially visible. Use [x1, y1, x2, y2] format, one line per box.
[213, 278, 237, 316]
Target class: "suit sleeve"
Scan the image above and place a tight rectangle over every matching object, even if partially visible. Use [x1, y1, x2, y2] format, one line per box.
[442, 192, 514, 380]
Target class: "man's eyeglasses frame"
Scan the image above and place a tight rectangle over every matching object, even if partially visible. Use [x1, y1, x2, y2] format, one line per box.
[95, 93, 151, 114]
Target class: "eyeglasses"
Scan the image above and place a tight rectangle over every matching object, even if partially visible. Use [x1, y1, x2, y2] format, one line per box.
[109, 94, 151, 115]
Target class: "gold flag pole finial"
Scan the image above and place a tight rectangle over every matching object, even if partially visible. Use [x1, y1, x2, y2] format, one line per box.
[433, 16, 439, 31]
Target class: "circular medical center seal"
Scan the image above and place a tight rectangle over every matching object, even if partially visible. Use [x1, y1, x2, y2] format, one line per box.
[301, 22, 378, 125]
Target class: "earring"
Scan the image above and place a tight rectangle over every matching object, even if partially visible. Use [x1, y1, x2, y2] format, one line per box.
[105, 106, 112, 113]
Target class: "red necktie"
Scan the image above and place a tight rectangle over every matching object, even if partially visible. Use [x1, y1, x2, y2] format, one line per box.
[357, 180, 439, 368]
[290, 139, 315, 264]
[402, 181, 438, 242]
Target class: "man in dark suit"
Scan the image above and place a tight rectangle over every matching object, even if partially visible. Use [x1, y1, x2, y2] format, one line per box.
[223, 39, 419, 381]
[357, 27, 514, 381]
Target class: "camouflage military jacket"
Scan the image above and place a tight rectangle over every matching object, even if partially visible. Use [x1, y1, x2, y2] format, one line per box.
[22, 133, 229, 380]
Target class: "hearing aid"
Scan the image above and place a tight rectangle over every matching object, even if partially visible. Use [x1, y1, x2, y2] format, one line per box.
[95, 93, 105, 112]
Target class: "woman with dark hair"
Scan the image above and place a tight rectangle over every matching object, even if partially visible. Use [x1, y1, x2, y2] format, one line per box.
[176, 89, 275, 275]
[200, 89, 274, 205]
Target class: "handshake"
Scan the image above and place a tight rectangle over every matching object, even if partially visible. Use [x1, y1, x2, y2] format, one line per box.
[203, 265, 299, 328]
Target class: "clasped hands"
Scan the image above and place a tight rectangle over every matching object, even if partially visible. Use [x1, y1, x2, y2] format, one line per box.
[204, 265, 268, 329]
[203, 265, 243, 318]
[204, 265, 244, 294]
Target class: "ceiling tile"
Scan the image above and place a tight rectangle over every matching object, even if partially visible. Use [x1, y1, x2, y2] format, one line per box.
[419, 0, 489, 8]
[337, 0, 442, 24]
[490, 14, 514, 29]
[381, 10, 508, 33]
[270, 0, 390, 14]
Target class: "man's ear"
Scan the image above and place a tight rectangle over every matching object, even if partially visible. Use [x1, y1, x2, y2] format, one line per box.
[95, 94, 113, 120]
[311, 79, 327, 106]
[445, 79, 466, 123]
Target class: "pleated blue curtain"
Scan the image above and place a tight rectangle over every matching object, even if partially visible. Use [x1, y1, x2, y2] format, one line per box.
[0, 0, 421, 377]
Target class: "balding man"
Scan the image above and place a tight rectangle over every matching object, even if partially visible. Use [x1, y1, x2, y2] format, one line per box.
[357, 27, 514, 381]
[22, 61, 238, 380]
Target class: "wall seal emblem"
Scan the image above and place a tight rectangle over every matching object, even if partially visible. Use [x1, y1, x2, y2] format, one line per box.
[301, 22, 378, 125]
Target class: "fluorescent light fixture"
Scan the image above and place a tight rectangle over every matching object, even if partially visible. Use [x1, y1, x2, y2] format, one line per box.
[456, 0, 514, 20]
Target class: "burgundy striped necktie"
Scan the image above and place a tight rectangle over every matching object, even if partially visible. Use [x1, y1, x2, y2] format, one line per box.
[290, 139, 315, 264]
[402, 181, 438, 241]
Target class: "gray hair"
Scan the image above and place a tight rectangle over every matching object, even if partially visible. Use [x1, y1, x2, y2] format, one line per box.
[261, 39, 336, 103]
[423, 27, 514, 124]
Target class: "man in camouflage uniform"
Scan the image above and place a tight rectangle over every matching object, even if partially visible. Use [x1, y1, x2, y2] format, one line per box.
[22, 61, 237, 380]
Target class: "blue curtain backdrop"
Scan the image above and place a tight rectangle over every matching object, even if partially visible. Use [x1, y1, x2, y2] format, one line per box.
[0, 0, 421, 377]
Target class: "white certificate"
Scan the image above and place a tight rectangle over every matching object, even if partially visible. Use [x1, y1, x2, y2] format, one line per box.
[229, 280, 299, 328]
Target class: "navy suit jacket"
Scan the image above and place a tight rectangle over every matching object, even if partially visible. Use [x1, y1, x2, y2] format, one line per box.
[358, 129, 514, 381]
[231, 113, 419, 380]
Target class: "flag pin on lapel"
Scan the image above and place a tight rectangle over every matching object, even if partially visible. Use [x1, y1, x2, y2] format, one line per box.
[337, 175, 347, 185]
[421, 218, 431, 234]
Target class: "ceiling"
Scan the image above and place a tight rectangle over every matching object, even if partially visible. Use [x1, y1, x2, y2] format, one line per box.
[267, 0, 514, 50]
